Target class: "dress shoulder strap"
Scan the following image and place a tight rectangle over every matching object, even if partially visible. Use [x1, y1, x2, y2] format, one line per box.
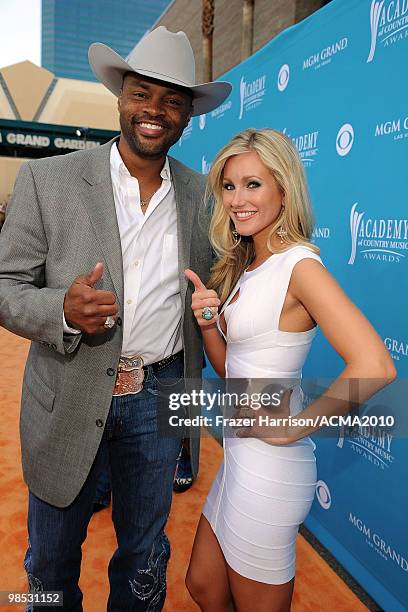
[219, 277, 241, 316]
[271, 245, 323, 330]
[216, 277, 241, 341]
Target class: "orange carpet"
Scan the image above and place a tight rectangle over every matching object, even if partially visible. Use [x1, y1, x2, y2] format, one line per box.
[0, 327, 367, 611]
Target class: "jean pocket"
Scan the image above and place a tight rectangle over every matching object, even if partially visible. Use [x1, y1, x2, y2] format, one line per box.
[151, 356, 184, 388]
[152, 374, 184, 389]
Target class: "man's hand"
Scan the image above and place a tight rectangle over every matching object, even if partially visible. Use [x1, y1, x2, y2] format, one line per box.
[184, 268, 220, 328]
[63, 262, 119, 334]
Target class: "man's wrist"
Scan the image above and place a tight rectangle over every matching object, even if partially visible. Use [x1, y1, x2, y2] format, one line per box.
[62, 311, 81, 335]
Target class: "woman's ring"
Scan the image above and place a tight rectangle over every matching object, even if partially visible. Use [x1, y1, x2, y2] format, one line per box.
[202, 307, 215, 321]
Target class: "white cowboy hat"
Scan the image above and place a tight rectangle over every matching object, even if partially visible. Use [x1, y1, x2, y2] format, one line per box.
[88, 26, 232, 116]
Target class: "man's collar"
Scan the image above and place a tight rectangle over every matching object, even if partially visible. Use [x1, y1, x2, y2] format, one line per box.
[110, 142, 170, 181]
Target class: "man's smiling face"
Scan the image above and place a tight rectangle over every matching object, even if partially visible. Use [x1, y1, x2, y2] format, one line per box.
[118, 72, 193, 159]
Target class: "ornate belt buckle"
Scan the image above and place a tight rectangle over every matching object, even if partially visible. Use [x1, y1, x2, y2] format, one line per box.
[115, 354, 145, 395]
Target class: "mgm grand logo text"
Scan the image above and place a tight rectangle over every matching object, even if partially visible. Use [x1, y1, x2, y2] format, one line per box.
[348, 203, 408, 264]
[303, 37, 348, 70]
[384, 336, 408, 361]
[367, 0, 408, 62]
[375, 116, 408, 141]
[349, 514, 407, 571]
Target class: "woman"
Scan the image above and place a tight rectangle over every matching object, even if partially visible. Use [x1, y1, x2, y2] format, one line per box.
[184, 128, 396, 611]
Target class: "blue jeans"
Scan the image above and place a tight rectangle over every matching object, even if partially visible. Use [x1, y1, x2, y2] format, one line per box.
[94, 453, 111, 507]
[24, 357, 184, 611]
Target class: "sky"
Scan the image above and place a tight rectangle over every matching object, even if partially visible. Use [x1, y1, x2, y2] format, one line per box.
[0, 0, 41, 68]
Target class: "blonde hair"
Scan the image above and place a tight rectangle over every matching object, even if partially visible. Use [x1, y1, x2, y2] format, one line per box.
[206, 128, 319, 303]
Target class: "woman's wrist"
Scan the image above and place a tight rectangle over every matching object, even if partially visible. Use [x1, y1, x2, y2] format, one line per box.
[202, 322, 218, 333]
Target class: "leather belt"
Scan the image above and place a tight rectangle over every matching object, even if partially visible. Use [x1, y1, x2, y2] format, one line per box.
[113, 351, 183, 396]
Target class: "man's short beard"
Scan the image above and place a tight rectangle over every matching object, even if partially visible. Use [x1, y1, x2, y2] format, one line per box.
[120, 115, 183, 159]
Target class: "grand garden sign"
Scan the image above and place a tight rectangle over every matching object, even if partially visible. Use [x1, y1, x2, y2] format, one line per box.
[0, 119, 118, 159]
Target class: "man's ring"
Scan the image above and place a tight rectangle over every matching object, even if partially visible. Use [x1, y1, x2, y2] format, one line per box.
[202, 307, 215, 321]
[104, 315, 116, 329]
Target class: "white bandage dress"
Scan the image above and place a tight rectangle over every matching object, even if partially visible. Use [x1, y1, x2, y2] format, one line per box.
[203, 246, 322, 584]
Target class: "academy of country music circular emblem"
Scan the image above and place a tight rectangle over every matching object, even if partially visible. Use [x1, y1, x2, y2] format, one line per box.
[316, 479, 332, 509]
[336, 123, 354, 156]
[277, 64, 290, 91]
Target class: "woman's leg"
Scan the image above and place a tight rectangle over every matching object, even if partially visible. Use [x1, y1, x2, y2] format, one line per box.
[227, 565, 294, 612]
[186, 514, 233, 611]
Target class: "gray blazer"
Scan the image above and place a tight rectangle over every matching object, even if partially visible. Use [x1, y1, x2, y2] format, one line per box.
[0, 139, 212, 507]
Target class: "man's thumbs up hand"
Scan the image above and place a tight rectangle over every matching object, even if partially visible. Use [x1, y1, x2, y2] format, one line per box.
[81, 262, 104, 288]
[63, 262, 119, 334]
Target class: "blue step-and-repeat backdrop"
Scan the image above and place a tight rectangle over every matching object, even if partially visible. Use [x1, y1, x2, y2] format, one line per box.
[171, 0, 407, 609]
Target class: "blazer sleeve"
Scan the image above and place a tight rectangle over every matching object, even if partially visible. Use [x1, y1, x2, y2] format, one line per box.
[0, 162, 81, 355]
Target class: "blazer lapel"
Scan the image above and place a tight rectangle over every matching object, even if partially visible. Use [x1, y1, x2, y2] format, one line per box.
[170, 157, 195, 308]
[80, 139, 124, 306]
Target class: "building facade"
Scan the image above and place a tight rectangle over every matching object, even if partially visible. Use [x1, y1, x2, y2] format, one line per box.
[42, 0, 171, 81]
[155, 0, 331, 82]
[1, 0, 332, 202]
[0, 60, 119, 201]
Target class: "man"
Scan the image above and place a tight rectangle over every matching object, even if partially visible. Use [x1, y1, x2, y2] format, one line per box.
[0, 26, 230, 611]
[0, 199, 7, 231]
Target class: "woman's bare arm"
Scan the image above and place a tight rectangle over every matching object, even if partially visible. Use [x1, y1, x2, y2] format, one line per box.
[202, 324, 226, 378]
[238, 258, 397, 445]
[283, 258, 396, 442]
[185, 268, 226, 377]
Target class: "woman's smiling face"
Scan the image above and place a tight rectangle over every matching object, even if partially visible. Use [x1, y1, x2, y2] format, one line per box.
[222, 151, 284, 242]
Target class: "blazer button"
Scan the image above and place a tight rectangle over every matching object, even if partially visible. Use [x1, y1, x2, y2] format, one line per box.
[116, 317, 122, 327]
[107, 368, 115, 376]
[96, 419, 104, 427]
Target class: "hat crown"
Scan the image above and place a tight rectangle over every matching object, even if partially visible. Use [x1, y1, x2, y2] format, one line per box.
[88, 26, 232, 115]
[126, 26, 195, 87]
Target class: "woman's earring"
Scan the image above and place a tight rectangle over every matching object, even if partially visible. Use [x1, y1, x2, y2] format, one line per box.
[276, 201, 287, 244]
[232, 229, 241, 245]
[276, 210, 288, 243]
[276, 226, 288, 244]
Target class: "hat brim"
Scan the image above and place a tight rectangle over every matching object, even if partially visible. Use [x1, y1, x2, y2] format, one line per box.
[88, 43, 232, 116]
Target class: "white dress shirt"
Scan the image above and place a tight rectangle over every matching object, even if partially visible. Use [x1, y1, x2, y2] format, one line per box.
[64, 142, 183, 364]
